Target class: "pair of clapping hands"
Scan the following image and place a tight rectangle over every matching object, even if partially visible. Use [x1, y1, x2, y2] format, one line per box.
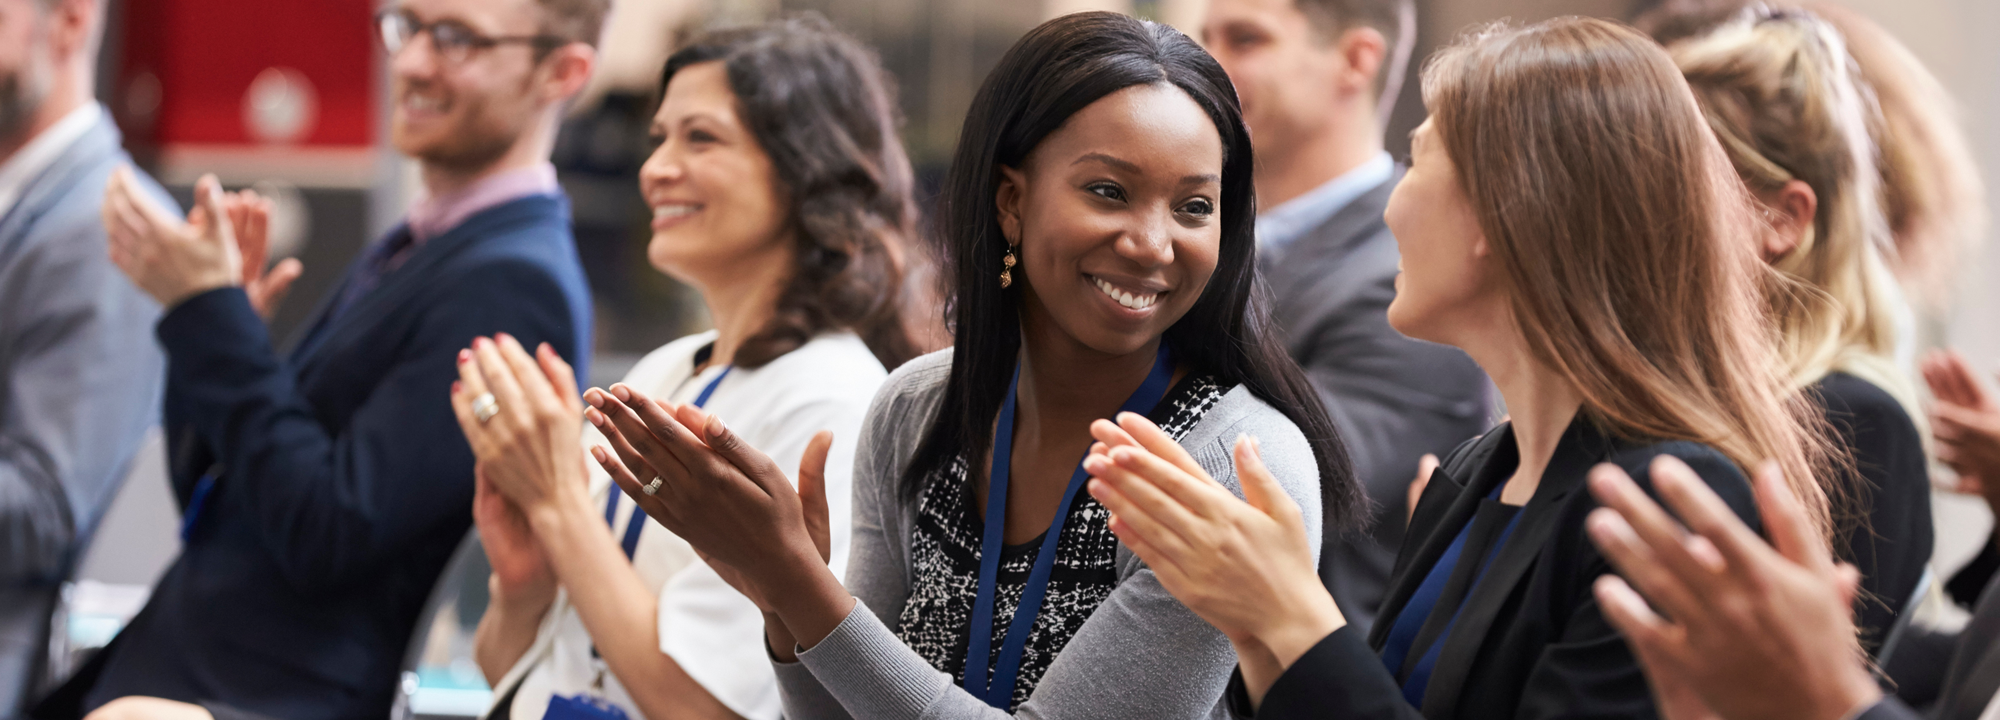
[446, 335, 835, 614]
[1923, 349, 2000, 514]
[101, 169, 301, 318]
[1083, 413, 1881, 720]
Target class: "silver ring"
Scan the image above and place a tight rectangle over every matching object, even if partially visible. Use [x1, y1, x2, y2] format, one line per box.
[471, 393, 499, 424]
[642, 478, 663, 496]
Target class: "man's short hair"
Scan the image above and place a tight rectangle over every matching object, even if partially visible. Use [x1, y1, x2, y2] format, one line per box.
[1294, 0, 1413, 97]
[536, 0, 611, 49]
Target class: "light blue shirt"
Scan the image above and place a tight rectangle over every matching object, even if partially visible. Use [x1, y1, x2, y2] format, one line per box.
[1254, 151, 1395, 256]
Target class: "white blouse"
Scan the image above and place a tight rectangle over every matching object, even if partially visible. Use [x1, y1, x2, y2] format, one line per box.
[491, 330, 886, 720]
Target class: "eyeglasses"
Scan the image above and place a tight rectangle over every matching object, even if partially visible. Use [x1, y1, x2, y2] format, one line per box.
[375, 10, 568, 64]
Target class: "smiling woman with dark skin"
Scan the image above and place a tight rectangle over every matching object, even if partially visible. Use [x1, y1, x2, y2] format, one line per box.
[452, 12, 1363, 719]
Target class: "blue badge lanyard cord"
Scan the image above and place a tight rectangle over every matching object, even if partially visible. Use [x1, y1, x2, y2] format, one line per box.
[587, 364, 732, 681]
[961, 343, 1175, 709]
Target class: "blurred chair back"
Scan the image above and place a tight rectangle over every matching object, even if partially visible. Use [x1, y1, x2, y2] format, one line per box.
[389, 530, 495, 720]
[1878, 565, 1937, 666]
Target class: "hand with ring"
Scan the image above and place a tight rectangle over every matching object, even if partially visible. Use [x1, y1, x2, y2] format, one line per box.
[582, 383, 850, 646]
[449, 334, 591, 515]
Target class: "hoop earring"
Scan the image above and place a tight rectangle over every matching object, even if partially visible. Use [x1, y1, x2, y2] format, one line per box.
[1000, 244, 1018, 288]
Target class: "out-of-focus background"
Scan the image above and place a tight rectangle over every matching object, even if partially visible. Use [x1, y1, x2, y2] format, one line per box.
[64, 0, 2000, 715]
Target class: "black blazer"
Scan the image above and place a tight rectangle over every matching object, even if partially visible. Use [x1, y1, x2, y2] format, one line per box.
[1249, 414, 1761, 720]
[35, 196, 594, 720]
[1812, 372, 1933, 653]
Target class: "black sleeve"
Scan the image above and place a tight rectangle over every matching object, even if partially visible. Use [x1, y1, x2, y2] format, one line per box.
[1254, 626, 1425, 720]
[1854, 698, 1928, 720]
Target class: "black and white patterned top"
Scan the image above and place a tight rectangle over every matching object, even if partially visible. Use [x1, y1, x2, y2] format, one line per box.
[894, 374, 1227, 711]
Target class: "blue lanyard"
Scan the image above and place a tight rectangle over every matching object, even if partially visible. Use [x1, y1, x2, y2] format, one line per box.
[961, 343, 1174, 708]
[591, 364, 730, 663]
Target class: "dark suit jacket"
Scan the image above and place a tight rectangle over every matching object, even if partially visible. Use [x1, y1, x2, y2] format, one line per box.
[0, 115, 169, 715]
[1864, 568, 2000, 720]
[1812, 372, 1933, 653]
[1249, 415, 1760, 719]
[1257, 170, 1490, 634]
[39, 195, 592, 720]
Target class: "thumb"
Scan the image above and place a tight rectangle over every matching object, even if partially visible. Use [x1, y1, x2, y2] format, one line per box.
[251, 258, 303, 317]
[194, 174, 231, 243]
[799, 431, 834, 564]
[1233, 434, 1302, 525]
[1834, 562, 1863, 610]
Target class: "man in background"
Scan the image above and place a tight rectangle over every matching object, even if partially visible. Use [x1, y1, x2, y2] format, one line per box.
[0, 0, 172, 712]
[1203, 0, 1491, 634]
[33, 0, 600, 717]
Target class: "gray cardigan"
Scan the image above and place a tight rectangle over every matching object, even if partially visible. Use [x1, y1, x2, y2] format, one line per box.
[773, 348, 1324, 719]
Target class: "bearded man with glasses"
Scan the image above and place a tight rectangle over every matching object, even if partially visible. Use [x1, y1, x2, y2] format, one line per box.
[32, 1, 603, 718]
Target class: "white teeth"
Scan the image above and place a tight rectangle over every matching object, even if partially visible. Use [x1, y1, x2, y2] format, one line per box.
[1092, 277, 1159, 310]
[653, 204, 699, 221]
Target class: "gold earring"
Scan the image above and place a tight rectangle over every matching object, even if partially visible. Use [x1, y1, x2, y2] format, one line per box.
[1000, 245, 1017, 288]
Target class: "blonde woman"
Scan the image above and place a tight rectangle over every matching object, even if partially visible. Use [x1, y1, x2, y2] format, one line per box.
[1665, 6, 1932, 654]
[1076, 17, 1838, 719]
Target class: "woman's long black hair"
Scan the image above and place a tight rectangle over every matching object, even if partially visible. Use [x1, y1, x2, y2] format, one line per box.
[901, 11, 1366, 534]
[659, 13, 921, 370]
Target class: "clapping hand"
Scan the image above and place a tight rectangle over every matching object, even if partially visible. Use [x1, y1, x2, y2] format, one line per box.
[102, 170, 243, 308]
[449, 334, 591, 514]
[1586, 456, 1878, 720]
[1081, 412, 1340, 707]
[472, 461, 556, 609]
[1923, 350, 2000, 512]
[219, 188, 303, 319]
[580, 384, 833, 610]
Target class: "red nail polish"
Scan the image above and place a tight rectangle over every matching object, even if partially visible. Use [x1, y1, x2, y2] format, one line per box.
[458, 349, 471, 364]
[452, 380, 461, 393]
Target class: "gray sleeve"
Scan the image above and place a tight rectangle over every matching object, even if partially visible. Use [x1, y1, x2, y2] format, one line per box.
[0, 203, 164, 584]
[779, 385, 1321, 720]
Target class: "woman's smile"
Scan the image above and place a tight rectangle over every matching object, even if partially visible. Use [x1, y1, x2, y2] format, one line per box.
[1088, 274, 1164, 311]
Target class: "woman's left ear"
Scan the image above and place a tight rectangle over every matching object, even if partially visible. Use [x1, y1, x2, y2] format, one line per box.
[996, 165, 1027, 244]
[1763, 180, 1818, 261]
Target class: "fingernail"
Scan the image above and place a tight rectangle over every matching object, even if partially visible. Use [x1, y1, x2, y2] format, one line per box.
[497, 332, 515, 344]
[452, 380, 461, 394]
[475, 337, 492, 349]
[584, 389, 605, 408]
[585, 408, 604, 426]
[539, 342, 552, 355]
[706, 414, 727, 438]
[612, 385, 631, 402]
[591, 446, 606, 462]
[458, 349, 471, 364]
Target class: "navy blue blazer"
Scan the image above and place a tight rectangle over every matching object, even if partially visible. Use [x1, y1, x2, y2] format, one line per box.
[55, 195, 591, 720]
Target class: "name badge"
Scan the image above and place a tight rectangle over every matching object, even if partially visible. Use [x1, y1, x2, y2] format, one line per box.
[545, 694, 631, 720]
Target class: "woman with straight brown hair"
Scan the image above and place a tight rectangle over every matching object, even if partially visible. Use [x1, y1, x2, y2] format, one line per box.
[1076, 15, 1839, 719]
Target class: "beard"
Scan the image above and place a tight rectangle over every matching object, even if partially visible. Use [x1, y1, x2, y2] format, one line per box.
[391, 79, 530, 173]
[0, 57, 52, 147]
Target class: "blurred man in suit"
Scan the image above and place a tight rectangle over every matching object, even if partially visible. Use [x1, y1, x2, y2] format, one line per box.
[0, 0, 173, 712]
[33, 0, 602, 717]
[1202, 0, 1489, 633]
